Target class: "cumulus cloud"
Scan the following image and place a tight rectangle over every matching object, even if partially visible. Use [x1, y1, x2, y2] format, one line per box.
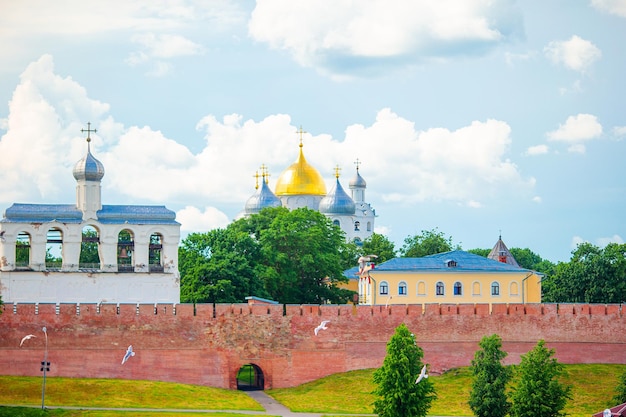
[591, 0, 626, 17]
[0, 55, 536, 234]
[571, 234, 625, 251]
[1, 0, 245, 74]
[248, 0, 524, 78]
[613, 126, 626, 137]
[525, 144, 549, 156]
[547, 114, 603, 153]
[544, 35, 602, 72]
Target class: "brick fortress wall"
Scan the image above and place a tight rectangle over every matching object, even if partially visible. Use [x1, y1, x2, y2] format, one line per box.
[1, 303, 624, 389]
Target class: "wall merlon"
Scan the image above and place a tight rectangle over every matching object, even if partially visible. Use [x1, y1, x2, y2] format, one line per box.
[440, 304, 458, 315]
[475, 304, 490, 316]
[424, 303, 441, 316]
[407, 304, 423, 316]
[458, 304, 475, 315]
[524, 304, 543, 315]
[491, 303, 508, 315]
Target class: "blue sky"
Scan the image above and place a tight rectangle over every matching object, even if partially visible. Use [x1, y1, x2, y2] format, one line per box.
[1, 0, 625, 263]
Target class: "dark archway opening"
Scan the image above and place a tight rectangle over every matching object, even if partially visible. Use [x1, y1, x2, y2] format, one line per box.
[236, 363, 264, 391]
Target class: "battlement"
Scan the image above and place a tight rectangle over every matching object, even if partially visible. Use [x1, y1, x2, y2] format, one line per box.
[6, 301, 623, 319]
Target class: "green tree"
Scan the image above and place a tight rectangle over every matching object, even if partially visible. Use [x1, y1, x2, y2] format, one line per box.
[361, 233, 396, 263]
[469, 334, 512, 417]
[613, 369, 626, 404]
[542, 242, 626, 303]
[399, 228, 457, 258]
[258, 207, 354, 304]
[510, 340, 571, 417]
[179, 227, 266, 303]
[372, 323, 436, 417]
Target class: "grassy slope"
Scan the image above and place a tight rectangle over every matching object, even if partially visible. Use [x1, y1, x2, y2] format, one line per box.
[1, 364, 624, 416]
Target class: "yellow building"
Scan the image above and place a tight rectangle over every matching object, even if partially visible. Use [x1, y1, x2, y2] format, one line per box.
[356, 248, 542, 306]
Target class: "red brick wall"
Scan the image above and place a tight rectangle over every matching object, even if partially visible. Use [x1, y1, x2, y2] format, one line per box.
[1, 302, 624, 389]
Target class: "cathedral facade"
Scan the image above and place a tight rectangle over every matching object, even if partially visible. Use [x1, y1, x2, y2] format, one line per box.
[0, 126, 181, 304]
[240, 139, 376, 245]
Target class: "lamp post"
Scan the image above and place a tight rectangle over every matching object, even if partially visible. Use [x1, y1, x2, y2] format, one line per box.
[40, 326, 49, 410]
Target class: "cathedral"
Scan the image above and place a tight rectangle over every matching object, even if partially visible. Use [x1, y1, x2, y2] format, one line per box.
[0, 125, 181, 304]
[239, 135, 376, 245]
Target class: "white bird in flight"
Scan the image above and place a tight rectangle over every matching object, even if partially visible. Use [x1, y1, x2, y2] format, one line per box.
[416, 365, 428, 383]
[20, 334, 36, 347]
[121, 345, 135, 365]
[314, 320, 330, 336]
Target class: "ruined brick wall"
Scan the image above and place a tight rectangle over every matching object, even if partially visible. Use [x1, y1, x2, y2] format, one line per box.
[1, 302, 624, 389]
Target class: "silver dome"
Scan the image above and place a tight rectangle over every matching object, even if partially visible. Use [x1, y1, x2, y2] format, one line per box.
[245, 180, 282, 214]
[319, 178, 355, 215]
[73, 144, 105, 182]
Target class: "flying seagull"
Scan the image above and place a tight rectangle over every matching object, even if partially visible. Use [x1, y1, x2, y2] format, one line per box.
[416, 365, 428, 384]
[121, 345, 135, 365]
[314, 320, 330, 336]
[20, 334, 36, 347]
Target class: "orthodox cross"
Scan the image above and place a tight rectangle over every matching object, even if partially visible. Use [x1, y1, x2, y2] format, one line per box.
[260, 163, 270, 184]
[81, 122, 97, 142]
[296, 126, 306, 146]
[334, 165, 342, 179]
[253, 170, 260, 190]
[354, 158, 361, 172]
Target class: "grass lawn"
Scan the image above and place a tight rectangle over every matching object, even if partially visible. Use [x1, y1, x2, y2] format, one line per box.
[1, 364, 624, 416]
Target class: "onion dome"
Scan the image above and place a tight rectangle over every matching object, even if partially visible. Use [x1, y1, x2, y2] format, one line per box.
[349, 167, 367, 189]
[73, 127, 104, 181]
[319, 168, 355, 215]
[275, 141, 326, 196]
[245, 175, 282, 214]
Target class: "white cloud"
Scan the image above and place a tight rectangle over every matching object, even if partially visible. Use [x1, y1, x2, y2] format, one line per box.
[591, 0, 626, 17]
[544, 35, 602, 72]
[0, 55, 536, 234]
[248, 0, 523, 77]
[547, 114, 603, 143]
[525, 144, 549, 155]
[571, 234, 625, 251]
[613, 126, 626, 137]
[177, 206, 230, 233]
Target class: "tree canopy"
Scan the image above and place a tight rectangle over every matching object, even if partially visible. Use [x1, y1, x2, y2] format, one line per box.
[399, 228, 457, 258]
[179, 207, 355, 304]
[359, 232, 396, 263]
[541, 242, 626, 303]
[372, 323, 436, 417]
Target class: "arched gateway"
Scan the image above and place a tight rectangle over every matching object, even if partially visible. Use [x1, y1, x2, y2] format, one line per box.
[236, 363, 265, 391]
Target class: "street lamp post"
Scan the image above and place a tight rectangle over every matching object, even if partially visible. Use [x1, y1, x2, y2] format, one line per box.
[40, 326, 49, 410]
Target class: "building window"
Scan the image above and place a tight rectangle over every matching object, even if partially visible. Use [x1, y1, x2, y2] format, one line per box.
[354, 221, 360, 231]
[379, 281, 388, 295]
[454, 282, 462, 295]
[436, 281, 445, 296]
[333, 219, 340, 227]
[491, 282, 500, 296]
[510, 282, 519, 296]
[398, 281, 407, 296]
[446, 260, 457, 268]
[472, 281, 481, 296]
[367, 221, 372, 231]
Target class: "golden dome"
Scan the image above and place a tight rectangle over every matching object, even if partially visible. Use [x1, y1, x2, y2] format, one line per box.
[275, 143, 327, 196]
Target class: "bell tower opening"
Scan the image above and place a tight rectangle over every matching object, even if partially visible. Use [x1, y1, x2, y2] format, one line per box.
[236, 363, 265, 391]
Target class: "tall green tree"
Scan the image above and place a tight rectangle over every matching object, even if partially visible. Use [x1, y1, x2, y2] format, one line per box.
[179, 227, 266, 303]
[469, 334, 512, 417]
[510, 340, 571, 417]
[80, 229, 100, 265]
[542, 242, 626, 303]
[399, 228, 457, 258]
[372, 323, 436, 417]
[361, 233, 396, 263]
[258, 207, 354, 304]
